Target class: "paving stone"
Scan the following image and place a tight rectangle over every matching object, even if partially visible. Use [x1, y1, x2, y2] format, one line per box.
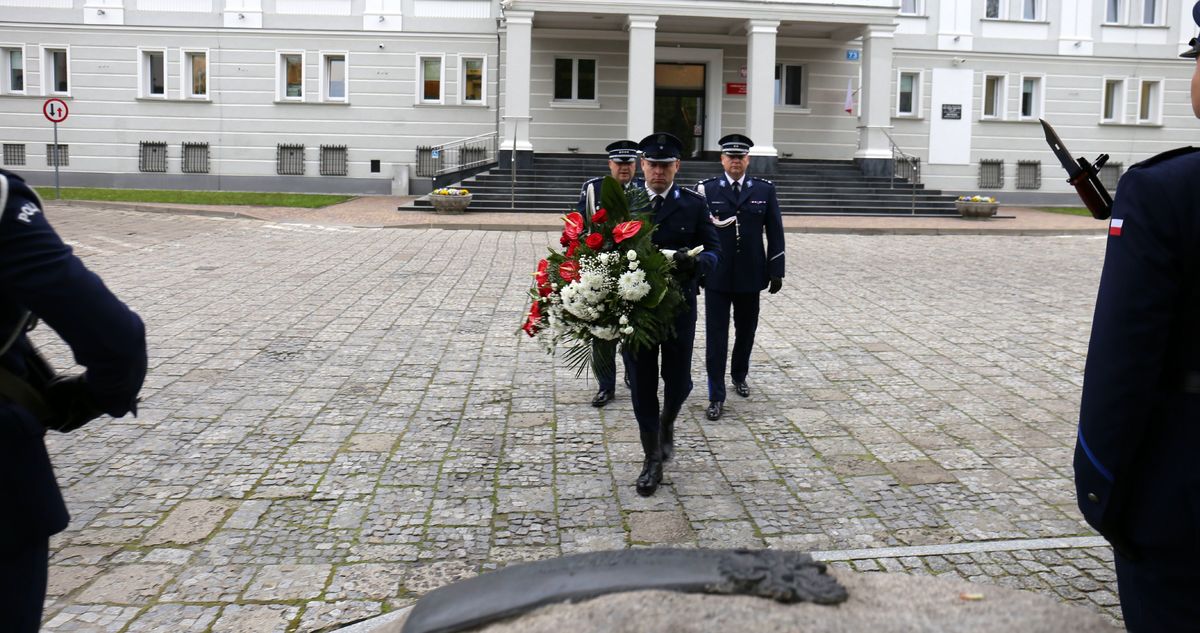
[628, 510, 696, 544]
[243, 564, 332, 601]
[143, 500, 235, 546]
[211, 604, 298, 633]
[74, 564, 175, 604]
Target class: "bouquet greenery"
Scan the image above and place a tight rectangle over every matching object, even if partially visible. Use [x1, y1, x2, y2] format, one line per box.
[521, 176, 689, 375]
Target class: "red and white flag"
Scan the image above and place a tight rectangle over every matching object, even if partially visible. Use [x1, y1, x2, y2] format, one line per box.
[844, 79, 855, 114]
[1109, 218, 1123, 237]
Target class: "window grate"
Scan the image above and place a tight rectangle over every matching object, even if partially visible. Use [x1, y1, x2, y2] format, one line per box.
[319, 145, 347, 176]
[3, 143, 25, 166]
[139, 141, 168, 172]
[182, 142, 209, 174]
[415, 145, 438, 177]
[46, 144, 68, 167]
[276, 144, 305, 175]
[1016, 160, 1041, 190]
[1100, 162, 1124, 191]
[979, 159, 1003, 189]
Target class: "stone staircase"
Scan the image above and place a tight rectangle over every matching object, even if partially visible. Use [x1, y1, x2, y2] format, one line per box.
[411, 154, 959, 215]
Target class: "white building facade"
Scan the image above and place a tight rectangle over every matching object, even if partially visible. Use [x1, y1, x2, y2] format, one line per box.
[0, 0, 1196, 202]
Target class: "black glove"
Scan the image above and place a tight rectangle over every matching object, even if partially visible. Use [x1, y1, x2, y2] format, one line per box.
[698, 274, 707, 289]
[672, 251, 696, 275]
[768, 277, 783, 294]
[43, 374, 104, 433]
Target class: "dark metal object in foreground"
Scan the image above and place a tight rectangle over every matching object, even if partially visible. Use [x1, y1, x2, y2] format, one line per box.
[1039, 119, 1113, 220]
[401, 548, 848, 633]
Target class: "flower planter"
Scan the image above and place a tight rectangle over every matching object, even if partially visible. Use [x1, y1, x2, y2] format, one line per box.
[430, 193, 472, 215]
[956, 201, 998, 220]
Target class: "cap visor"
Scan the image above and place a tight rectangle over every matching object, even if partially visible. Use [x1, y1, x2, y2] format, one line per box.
[642, 156, 678, 163]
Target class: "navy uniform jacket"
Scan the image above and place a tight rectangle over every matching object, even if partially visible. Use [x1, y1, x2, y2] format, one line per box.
[0, 169, 147, 545]
[642, 184, 721, 297]
[697, 176, 785, 293]
[1074, 147, 1200, 555]
[577, 176, 644, 227]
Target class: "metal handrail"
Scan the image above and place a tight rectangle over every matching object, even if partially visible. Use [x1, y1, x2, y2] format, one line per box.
[417, 132, 499, 178]
[881, 128, 921, 214]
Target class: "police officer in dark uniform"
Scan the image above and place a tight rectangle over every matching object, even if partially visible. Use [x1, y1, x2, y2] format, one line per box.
[577, 140, 642, 407]
[0, 169, 147, 631]
[697, 134, 785, 421]
[623, 133, 720, 496]
[1074, 8, 1200, 629]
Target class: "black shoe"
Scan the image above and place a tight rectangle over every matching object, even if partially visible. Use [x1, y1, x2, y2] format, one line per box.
[591, 389, 614, 408]
[706, 401, 723, 421]
[733, 380, 750, 398]
[636, 430, 663, 496]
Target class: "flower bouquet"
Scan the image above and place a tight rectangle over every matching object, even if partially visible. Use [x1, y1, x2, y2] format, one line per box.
[521, 176, 690, 375]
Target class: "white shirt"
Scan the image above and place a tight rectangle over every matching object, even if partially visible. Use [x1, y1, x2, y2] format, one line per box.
[725, 174, 746, 188]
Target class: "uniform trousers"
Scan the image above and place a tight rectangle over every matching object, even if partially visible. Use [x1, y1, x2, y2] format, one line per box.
[0, 536, 49, 633]
[1115, 547, 1200, 632]
[592, 339, 618, 392]
[623, 295, 697, 435]
[705, 289, 760, 403]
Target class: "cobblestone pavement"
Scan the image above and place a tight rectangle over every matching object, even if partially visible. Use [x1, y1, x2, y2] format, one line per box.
[34, 205, 1122, 631]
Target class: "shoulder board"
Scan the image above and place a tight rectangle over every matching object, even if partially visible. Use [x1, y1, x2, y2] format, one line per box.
[698, 176, 720, 184]
[1131, 146, 1200, 170]
[750, 176, 774, 186]
[583, 176, 603, 185]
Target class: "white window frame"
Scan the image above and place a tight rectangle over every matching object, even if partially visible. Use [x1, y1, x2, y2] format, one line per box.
[774, 63, 807, 108]
[1137, 78, 1163, 124]
[416, 53, 445, 105]
[1141, 0, 1162, 25]
[138, 47, 168, 99]
[1101, 77, 1126, 123]
[1017, 74, 1044, 120]
[552, 57, 598, 103]
[1, 45, 25, 95]
[981, 73, 1007, 120]
[41, 46, 70, 96]
[320, 50, 348, 103]
[277, 50, 306, 102]
[1104, 0, 1126, 23]
[181, 48, 208, 100]
[899, 0, 921, 15]
[895, 69, 922, 118]
[984, 0, 1004, 19]
[458, 54, 486, 105]
[1020, 0, 1041, 20]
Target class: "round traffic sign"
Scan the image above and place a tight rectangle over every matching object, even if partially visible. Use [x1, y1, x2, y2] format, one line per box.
[43, 98, 68, 123]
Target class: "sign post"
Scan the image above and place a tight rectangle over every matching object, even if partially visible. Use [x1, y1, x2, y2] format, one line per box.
[42, 98, 68, 200]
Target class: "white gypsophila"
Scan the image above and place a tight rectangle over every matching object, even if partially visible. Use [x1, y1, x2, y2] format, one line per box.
[619, 315, 629, 325]
[626, 250, 638, 261]
[589, 325, 620, 340]
[617, 269, 651, 302]
[621, 326, 634, 335]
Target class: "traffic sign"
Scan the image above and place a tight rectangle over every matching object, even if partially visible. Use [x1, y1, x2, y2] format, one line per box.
[43, 98, 68, 123]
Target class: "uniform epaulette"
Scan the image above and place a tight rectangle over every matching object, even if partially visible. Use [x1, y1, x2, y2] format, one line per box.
[698, 176, 720, 184]
[1131, 146, 1200, 170]
[751, 176, 774, 186]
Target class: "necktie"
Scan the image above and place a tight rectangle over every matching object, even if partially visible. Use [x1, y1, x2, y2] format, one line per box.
[732, 181, 741, 196]
[653, 195, 663, 212]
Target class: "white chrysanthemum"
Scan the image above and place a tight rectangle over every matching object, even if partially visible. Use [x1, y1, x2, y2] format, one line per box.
[626, 250, 638, 261]
[628, 260, 639, 270]
[589, 325, 620, 340]
[617, 269, 651, 301]
[619, 315, 629, 325]
[620, 326, 634, 335]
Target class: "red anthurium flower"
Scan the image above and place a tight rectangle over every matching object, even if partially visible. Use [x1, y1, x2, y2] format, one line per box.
[522, 301, 542, 337]
[585, 233, 604, 250]
[559, 233, 570, 246]
[563, 212, 585, 240]
[559, 260, 580, 283]
[535, 259, 549, 284]
[591, 208, 608, 224]
[612, 220, 643, 244]
[566, 239, 579, 258]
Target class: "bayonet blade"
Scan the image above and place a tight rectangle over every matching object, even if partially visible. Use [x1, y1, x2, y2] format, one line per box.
[1040, 119, 1082, 179]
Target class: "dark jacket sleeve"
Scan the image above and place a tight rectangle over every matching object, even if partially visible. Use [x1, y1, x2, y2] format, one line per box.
[765, 184, 785, 279]
[0, 177, 147, 417]
[695, 198, 721, 277]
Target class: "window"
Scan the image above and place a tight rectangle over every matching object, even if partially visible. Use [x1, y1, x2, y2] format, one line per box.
[320, 145, 347, 176]
[139, 142, 167, 172]
[1102, 78, 1124, 122]
[140, 48, 166, 98]
[182, 142, 209, 173]
[43, 47, 68, 94]
[774, 64, 805, 107]
[553, 58, 596, 101]
[183, 50, 207, 98]
[1016, 161, 1041, 189]
[461, 56, 484, 104]
[418, 54, 443, 103]
[46, 144, 68, 167]
[277, 144, 304, 175]
[1142, 0, 1160, 24]
[3, 144, 25, 166]
[1099, 162, 1123, 190]
[3, 47, 23, 94]
[899, 0, 918, 14]
[897, 71, 919, 116]
[985, 0, 1001, 18]
[322, 52, 347, 102]
[979, 159, 1003, 189]
[1019, 76, 1041, 118]
[1105, 0, 1123, 22]
[1138, 80, 1161, 123]
[982, 74, 1005, 119]
[278, 52, 304, 101]
[1022, 0, 1039, 20]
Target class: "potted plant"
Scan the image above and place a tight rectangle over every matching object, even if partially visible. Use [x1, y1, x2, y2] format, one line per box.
[956, 195, 998, 219]
[429, 187, 472, 214]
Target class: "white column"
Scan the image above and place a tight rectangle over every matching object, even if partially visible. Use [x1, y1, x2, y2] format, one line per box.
[502, 10, 535, 154]
[854, 25, 895, 163]
[626, 15, 658, 141]
[745, 19, 779, 160]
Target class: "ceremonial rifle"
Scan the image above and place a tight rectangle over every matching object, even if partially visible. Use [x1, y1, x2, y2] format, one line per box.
[1039, 119, 1113, 220]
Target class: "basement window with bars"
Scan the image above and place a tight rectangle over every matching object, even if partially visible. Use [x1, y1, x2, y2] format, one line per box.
[3, 143, 25, 166]
[978, 159, 1003, 189]
[277, 144, 305, 175]
[1016, 160, 1041, 189]
[319, 145, 347, 176]
[182, 142, 210, 173]
[1100, 162, 1124, 191]
[139, 142, 168, 172]
[46, 144, 68, 167]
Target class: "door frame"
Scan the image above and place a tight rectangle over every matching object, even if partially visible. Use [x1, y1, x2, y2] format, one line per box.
[654, 47, 723, 154]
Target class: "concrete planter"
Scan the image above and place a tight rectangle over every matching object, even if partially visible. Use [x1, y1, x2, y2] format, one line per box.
[956, 201, 998, 219]
[430, 193, 472, 214]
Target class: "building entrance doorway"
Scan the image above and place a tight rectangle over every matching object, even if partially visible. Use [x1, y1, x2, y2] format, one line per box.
[654, 63, 706, 158]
